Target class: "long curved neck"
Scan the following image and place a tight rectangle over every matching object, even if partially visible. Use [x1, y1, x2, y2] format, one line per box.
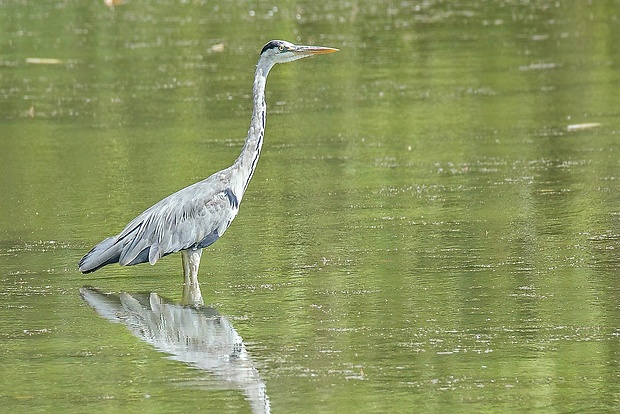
[234, 59, 273, 195]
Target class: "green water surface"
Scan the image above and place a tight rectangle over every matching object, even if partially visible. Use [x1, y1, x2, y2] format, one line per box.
[1, 1, 619, 413]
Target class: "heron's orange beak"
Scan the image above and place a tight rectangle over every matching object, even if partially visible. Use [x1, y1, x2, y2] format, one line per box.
[295, 45, 340, 55]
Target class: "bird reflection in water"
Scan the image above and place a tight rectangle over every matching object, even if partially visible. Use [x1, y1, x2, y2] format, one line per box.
[79, 284, 270, 414]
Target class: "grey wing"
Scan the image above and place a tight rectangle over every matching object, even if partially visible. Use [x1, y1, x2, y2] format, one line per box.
[78, 177, 240, 273]
[117, 183, 240, 266]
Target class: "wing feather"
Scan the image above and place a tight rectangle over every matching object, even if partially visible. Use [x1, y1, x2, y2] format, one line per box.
[118, 183, 238, 265]
[79, 173, 241, 272]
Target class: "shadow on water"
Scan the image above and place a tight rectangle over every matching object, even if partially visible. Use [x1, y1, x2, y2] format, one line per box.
[79, 284, 270, 414]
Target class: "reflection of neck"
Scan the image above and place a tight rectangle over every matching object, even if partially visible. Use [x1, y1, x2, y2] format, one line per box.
[234, 60, 273, 195]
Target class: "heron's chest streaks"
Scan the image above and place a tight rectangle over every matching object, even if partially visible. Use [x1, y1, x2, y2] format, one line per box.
[244, 106, 265, 192]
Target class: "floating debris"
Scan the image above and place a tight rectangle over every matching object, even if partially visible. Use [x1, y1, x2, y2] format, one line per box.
[103, 0, 124, 7]
[25, 58, 62, 65]
[566, 123, 601, 132]
[210, 43, 225, 53]
[519, 62, 560, 71]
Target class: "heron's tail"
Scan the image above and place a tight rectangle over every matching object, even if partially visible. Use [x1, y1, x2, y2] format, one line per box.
[78, 236, 123, 274]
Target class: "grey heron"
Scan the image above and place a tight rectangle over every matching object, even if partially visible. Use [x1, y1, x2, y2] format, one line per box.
[78, 40, 338, 288]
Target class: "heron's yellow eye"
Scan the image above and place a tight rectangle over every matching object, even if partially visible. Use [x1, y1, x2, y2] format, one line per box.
[278, 45, 285, 52]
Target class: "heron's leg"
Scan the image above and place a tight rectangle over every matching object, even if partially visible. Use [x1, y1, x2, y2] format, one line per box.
[181, 249, 204, 306]
[181, 248, 203, 284]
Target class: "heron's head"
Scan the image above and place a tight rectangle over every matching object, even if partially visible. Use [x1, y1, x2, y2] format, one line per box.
[260, 40, 339, 65]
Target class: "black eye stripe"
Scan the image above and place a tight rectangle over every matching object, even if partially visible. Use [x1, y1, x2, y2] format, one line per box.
[261, 40, 290, 55]
[261, 40, 280, 55]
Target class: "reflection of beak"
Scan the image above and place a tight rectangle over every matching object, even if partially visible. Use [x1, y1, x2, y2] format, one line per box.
[294, 45, 340, 56]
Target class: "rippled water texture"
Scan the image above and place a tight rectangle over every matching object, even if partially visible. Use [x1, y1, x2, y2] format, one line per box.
[1, 1, 619, 413]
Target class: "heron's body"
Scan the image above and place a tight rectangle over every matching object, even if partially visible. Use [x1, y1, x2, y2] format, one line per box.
[78, 40, 337, 287]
